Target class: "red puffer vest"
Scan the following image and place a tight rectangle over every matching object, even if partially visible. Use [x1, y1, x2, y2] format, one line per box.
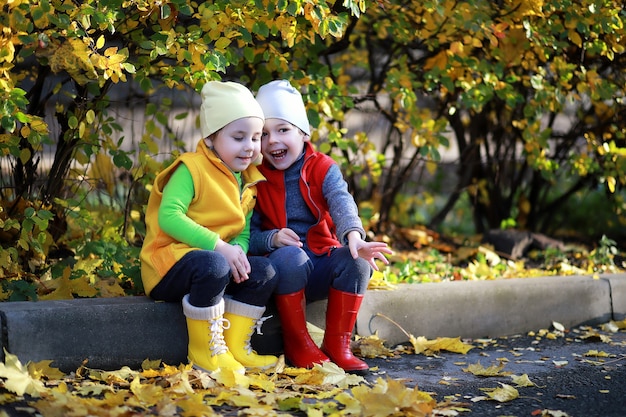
[255, 143, 339, 255]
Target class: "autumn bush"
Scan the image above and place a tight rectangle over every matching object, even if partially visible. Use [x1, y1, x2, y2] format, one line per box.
[1, 0, 625, 301]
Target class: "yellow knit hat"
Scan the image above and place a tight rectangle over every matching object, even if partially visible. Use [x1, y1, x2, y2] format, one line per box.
[200, 81, 265, 138]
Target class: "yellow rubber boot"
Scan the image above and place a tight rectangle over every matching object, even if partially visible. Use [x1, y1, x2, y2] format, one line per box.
[182, 295, 245, 375]
[223, 297, 278, 370]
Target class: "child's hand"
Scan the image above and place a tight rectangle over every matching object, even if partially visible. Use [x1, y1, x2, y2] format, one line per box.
[272, 228, 303, 248]
[215, 240, 251, 283]
[347, 231, 393, 271]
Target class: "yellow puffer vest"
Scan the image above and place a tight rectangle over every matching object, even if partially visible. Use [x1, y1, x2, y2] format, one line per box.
[140, 139, 265, 295]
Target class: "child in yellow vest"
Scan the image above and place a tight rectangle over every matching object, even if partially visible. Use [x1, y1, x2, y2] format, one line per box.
[140, 81, 278, 374]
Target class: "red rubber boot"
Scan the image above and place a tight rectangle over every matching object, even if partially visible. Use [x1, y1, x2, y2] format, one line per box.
[275, 289, 330, 368]
[320, 287, 369, 372]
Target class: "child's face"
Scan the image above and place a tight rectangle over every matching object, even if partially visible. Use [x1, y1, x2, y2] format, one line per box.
[260, 118, 307, 171]
[209, 117, 263, 172]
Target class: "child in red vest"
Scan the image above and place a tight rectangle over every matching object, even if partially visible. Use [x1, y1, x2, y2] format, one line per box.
[141, 81, 278, 374]
[249, 80, 392, 372]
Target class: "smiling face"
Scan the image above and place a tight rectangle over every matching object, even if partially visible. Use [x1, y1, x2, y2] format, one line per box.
[208, 117, 263, 172]
[260, 118, 308, 171]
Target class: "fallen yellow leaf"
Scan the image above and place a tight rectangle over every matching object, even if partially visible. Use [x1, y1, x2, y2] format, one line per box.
[510, 373, 537, 387]
[463, 361, 512, 377]
[0, 350, 47, 397]
[481, 383, 519, 402]
[352, 334, 395, 358]
[410, 335, 474, 355]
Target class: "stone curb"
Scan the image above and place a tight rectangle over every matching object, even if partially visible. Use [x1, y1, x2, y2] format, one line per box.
[354, 273, 625, 345]
[1, 273, 623, 372]
[0, 297, 188, 372]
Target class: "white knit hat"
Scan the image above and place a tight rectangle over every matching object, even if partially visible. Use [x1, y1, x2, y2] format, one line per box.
[255, 80, 311, 135]
[199, 81, 265, 138]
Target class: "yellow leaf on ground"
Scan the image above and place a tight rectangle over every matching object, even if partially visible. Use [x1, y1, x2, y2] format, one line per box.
[540, 410, 572, 417]
[314, 361, 366, 387]
[74, 382, 114, 396]
[352, 334, 394, 358]
[224, 386, 262, 407]
[601, 321, 621, 333]
[481, 383, 519, 402]
[27, 360, 65, 380]
[334, 391, 362, 415]
[130, 376, 163, 406]
[463, 361, 512, 377]
[91, 365, 138, 385]
[214, 368, 250, 389]
[510, 373, 537, 387]
[410, 336, 474, 355]
[0, 350, 47, 397]
[580, 330, 612, 343]
[583, 350, 613, 358]
[611, 318, 626, 329]
[247, 373, 275, 392]
[176, 393, 216, 416]
[352, 377, 435, 416]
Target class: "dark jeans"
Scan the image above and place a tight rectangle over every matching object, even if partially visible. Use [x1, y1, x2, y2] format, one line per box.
[269, 245, 372, 301]
[150, 250, 278, 307]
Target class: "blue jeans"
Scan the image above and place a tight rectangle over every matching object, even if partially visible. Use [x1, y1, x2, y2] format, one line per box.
[269, 245, 372, 301]
[150, 250, 278, 307]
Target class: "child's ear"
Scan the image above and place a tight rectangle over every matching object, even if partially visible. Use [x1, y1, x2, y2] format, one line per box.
[204, 137, 214, 148]
[302, 133, 311, 143]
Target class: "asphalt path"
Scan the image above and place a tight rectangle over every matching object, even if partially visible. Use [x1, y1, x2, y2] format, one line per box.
[364, 324, 626, 417]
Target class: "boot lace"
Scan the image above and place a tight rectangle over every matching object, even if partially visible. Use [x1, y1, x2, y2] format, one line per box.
[208, 317, 230, 356]
[244, 315, 273, 354]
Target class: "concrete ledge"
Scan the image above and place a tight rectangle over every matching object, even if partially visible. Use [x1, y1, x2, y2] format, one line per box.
[355, 274, 620, 346]
[0, 297, 188, 372]
[1, 273, 623, 371]
[604, 273, 626, 320]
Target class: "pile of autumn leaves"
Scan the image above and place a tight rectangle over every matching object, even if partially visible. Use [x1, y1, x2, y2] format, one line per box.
[1, 320, 625, 416]
[0, 332, 478, 417]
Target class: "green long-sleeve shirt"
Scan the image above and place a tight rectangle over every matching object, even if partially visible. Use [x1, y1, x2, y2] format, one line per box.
[158, 163, 252, 253]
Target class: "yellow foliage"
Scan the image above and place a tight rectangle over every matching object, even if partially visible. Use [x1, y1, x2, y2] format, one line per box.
[88, 152, 117, 196]
[39, 266, 98, 300]
[367, 270, 397, 290]
[95, 278, 127, 298]
[511, 0, 545, 17]
[423, 51, 448, 71]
